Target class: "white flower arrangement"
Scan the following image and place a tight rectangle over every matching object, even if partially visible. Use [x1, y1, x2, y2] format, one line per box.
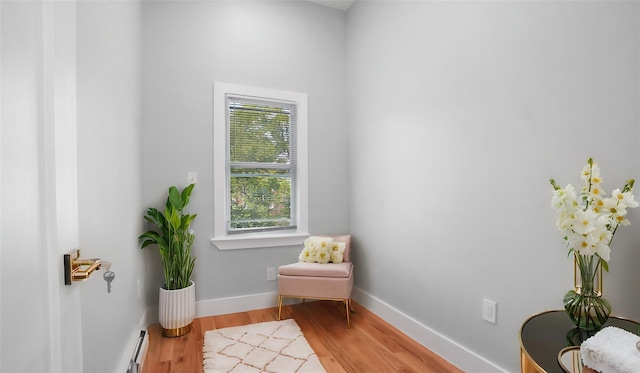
[299, 236, 346, 264]
[550, 158, 638, 266]
[551, 158, 638, 330]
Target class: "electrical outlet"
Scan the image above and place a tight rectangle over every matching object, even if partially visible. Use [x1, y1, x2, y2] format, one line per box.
[137, 278, 142, 299]
[267, 267, 276, 281]
[187, 172, 197, 184]
[483, 299, 497, 324]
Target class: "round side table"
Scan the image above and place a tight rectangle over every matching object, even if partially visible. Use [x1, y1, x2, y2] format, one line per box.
[520, 310, 640, 373]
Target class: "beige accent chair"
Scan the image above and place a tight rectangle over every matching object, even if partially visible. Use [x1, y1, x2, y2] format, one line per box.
[277, 234, 354, 327]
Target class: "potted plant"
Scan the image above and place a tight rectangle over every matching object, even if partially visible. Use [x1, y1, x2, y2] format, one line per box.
[139, 183, 197, 337]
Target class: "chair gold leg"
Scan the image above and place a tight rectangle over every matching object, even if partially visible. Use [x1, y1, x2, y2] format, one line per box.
[345, 299, 351, 328]
[277, 295, 283, 320]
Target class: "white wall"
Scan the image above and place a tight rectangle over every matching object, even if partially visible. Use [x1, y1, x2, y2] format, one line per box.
[76, 2, 144, 373]
[141, 1, 349, 304]
[347, 1, 640, 371]
[4, 2, 637, 372]
[77, 2, 146, 372]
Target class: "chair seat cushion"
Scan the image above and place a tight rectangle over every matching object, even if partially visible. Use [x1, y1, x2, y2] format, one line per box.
[278, 261, 352, 278]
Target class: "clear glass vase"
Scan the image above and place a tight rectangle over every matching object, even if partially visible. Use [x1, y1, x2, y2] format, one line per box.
[563, 289, 611, 331]
[563, 255, 611, 331]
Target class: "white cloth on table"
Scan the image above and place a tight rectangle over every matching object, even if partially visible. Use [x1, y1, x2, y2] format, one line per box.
[580, 326, 640, 373]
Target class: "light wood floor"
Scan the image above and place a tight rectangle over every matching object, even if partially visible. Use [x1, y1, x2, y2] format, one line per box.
[143, 300, 463, 373]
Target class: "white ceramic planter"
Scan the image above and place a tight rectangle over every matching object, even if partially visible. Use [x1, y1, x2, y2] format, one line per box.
[159, 281, 196, 337]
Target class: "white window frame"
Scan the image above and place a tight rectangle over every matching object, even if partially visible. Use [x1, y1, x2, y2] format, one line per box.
[212, 82, 309, 250]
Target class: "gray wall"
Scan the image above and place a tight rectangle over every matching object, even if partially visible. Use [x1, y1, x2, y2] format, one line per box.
[347, 1, 640, 371]
[141, 1, 349, 303]
[77, 2, 144, 373]
[5, 1, 637, 372]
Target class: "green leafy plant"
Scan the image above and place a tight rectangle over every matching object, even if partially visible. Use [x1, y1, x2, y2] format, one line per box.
[139, 184, 197, 290]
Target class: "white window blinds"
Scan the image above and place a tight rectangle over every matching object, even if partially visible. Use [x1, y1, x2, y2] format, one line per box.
[226, 96, 297, 233]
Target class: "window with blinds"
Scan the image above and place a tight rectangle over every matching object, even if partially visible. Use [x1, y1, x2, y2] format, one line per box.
[226, 96, 297, 233]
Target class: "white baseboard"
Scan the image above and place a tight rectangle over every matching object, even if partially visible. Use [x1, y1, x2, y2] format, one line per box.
[144, 291, 297, 327]
[137, 288, 507, 373]
[195, 292, 281, 317]
[351, 287, 508, 373]
[115, 311, 151, 373]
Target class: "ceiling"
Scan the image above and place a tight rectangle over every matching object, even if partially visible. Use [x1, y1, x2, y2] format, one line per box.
[307, 0, 355, 12]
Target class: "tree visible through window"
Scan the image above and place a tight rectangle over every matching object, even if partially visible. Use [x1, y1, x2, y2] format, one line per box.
[213, 83, 308, 250]
[227, 97, 297, 232]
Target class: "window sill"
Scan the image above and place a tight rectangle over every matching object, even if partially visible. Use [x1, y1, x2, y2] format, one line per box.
[211, 232, 309, 250]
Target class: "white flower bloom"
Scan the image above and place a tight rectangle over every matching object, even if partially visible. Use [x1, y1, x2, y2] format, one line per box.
[567, 234, 590, 255]
[330, 242, 345, 253]
[552, 184, 578, 210]
[580, 164, 592, 183]
[612, 188, 639, 208]
[299, 247, 311, 262]
[299, 236, 341, 264]
[567, 221, 609, 259]
[602, 196, 632, 227]
[551, 159, 637, 263]
[589, 184, 605, 198]
[556, 210, 575, 231]
[303, 237, 317, 252]
[603, 197, 627, 218]
[329, 242, 346, 263]
[571, 209, 598, 235]
[330, 251, 343, 264]
[315, 246, 331, 264]
[589, 163, 602, 182]
[591, 226, 612, 261]
[590, 197, 606, 214]
[615, 214, 632, 226]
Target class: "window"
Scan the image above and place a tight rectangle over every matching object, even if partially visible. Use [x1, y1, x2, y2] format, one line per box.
[213, 83, 308, 250]
[227, 97, 296, 232]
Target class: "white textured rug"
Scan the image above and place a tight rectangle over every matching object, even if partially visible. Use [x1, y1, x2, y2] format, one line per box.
[203, 319, 327, 373]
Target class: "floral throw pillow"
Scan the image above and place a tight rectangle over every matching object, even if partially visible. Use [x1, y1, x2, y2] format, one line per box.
[299, 236, 346, 264]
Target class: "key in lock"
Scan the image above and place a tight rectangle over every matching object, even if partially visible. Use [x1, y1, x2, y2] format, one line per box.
[102, 261, 115, 293]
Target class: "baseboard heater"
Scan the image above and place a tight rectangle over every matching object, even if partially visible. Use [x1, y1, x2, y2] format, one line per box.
[126, 330, 147, 373]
